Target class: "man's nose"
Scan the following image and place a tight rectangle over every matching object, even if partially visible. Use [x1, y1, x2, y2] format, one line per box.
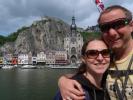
[108, 28, 118, 37]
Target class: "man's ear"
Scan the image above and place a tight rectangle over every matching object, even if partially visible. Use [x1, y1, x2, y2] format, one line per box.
[131, 21, 133, 38]
[129, 21, 133, 34]
[129, 20, 133, 27]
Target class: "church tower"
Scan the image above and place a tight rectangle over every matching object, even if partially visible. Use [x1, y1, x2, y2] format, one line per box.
[70, 16, 77, 42]
[64, 16, 83, 64]
[70, 16, 76, 36]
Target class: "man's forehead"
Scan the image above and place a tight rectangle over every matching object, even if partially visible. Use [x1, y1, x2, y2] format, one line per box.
[100, 9, 126, 23]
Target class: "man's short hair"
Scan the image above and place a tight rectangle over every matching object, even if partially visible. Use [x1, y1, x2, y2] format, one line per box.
[98, 5, 132, 23]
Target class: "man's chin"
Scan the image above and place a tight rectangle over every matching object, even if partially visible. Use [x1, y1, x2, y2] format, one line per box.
[112, 47, 122, 54]
[111, 44, 122, 50]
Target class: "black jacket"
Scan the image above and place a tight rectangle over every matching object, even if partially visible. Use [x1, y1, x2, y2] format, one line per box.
[54, 74, 110, 100]
[72, 74, 110, 100]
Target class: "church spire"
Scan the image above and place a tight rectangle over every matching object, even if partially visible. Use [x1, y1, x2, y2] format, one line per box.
[70, 16, 76, 31]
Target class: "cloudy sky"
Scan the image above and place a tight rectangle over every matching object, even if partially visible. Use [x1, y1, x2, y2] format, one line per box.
[0, 0, 133, 36]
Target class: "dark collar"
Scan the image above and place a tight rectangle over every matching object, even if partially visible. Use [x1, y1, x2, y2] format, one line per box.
[72, 74, 105, 90]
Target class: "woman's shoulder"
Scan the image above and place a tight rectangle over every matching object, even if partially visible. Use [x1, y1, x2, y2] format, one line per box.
[54, 90, 62, 100]
[72, 74, 88, 85]
[72, 74, 94, 89]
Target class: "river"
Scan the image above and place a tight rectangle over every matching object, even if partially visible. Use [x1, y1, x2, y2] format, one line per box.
[0, 67, 76, 100]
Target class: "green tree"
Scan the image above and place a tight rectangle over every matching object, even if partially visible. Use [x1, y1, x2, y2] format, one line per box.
[0, 26, 29, 46]
[0, 35, 6, 46]
[80, 31, 101, 42]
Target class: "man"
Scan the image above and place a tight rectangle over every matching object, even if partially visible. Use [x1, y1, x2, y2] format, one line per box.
[58, 5, 133, 100]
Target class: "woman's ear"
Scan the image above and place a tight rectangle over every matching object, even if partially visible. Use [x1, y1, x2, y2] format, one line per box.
[81, 57, 86, 64]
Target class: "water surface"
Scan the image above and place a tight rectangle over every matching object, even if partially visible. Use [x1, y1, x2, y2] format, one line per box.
[0, 67, 76, 100]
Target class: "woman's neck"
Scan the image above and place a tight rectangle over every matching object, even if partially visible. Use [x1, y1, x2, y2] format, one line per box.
[84, 72, 103, 89]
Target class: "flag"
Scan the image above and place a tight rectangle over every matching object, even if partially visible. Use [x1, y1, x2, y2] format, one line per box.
[95, 0, 104, 12]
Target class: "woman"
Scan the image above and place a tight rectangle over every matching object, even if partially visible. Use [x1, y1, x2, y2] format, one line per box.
[54, 37, 111, 100]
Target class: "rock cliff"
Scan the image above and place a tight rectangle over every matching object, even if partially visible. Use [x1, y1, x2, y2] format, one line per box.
[3, 16, 71, 54]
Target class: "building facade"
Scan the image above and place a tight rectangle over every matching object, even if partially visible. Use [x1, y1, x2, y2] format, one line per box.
[64, 16, 83, 64]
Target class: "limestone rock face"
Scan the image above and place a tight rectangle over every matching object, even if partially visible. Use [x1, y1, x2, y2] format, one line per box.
[8, 16, 71, 53]
[1, 42, 14, 54]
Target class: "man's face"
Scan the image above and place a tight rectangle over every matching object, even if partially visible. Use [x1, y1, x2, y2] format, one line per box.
[99, 9, 133, 50]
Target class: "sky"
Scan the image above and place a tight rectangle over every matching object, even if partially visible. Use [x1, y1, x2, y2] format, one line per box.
[0, 0, 133, 36]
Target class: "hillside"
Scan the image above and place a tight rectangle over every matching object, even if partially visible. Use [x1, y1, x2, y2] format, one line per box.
[0, 16, 101, 54]
[1, 16, 71, 53]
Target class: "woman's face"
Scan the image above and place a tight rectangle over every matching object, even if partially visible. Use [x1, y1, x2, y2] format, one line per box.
[83, 40, 110, 75]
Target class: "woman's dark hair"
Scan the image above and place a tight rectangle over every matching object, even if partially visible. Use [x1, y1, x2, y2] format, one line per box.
[76, 36, 106, 75]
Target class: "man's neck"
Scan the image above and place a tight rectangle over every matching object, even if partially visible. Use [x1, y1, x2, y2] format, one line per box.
[114, 39, 133, 60]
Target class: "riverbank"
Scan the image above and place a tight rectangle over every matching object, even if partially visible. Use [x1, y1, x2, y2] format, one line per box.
[0, 64, 79, 69]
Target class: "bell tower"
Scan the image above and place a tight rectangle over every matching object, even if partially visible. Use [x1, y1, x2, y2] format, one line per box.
[70, 16, 77, 37]
[70, 16, 77, 42]
[64, 16, 83, 65]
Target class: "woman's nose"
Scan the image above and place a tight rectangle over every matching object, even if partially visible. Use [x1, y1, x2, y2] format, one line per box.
[97, 54, 104, 61]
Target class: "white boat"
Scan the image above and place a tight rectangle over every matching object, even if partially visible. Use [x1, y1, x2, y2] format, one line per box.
[21, 65, 37, 69]
[2, 65, 15, 69]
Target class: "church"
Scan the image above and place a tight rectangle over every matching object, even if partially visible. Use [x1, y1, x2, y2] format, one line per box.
[64, 16, 83, 64]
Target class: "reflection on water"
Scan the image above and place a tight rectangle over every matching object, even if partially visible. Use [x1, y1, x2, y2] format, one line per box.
[0, 67, 76, 100]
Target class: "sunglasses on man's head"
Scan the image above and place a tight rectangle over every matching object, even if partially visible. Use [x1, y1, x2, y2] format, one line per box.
[85, 49, 110, 59]
[99, 18, 131, 33]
